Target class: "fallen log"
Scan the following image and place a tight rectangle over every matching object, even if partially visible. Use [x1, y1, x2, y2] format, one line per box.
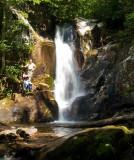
[53, 113, 134, 128]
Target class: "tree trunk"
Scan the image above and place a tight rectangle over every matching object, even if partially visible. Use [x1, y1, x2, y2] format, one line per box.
[0, 1, 6, 76]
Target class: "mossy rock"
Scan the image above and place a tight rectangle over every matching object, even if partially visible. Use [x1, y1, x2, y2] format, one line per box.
[44, 126, 132, 160]
[45, 76, 54, 90]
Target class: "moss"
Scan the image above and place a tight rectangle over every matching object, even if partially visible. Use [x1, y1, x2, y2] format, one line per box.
[26, 92, 34, 96]
[94, 127, 124, 159]
[95, 126, 132, 159]
[116, 126, 131, 134]
[44, 126, 132, 160]
[96, 142, 115, 157]
[45, 76, 54, 90]
[0, 95, 5, 100]
[33, 74, 54, 91]
[0, 98, 13, 108]
[96, 127, 125, 141]
[43, 104, 52, 117]
[46, 136, 89, 160]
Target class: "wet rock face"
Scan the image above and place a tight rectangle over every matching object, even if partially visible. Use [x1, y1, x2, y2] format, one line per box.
[70, 44, 134, 121]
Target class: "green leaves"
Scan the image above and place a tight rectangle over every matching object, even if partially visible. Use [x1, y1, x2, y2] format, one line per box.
[0, 40, 9, 52]
[5, 64, 21, 80]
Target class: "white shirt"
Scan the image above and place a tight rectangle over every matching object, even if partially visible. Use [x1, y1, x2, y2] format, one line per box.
[26, 63, 36, 71]
[23, 73, 31, 81]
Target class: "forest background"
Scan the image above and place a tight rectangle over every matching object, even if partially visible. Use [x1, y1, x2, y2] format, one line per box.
[0, 0, 134, 97]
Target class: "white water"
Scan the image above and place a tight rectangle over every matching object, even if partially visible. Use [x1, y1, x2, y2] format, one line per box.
[54, 25, 84, 122]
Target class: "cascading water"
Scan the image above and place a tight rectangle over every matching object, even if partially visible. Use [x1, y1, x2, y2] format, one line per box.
[54, 25, 84, 122]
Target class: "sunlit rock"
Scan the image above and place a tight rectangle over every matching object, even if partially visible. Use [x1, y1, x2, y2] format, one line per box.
[76, 18, 103, 59]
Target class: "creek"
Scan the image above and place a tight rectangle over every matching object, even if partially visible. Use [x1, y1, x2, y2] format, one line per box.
[0, 123, 83, 160]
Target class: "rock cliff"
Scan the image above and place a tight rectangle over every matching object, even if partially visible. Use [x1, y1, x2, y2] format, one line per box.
[70, 20, 134, 120]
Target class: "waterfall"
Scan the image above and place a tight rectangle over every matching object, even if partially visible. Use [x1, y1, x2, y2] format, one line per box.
[54, 25, 84, 122]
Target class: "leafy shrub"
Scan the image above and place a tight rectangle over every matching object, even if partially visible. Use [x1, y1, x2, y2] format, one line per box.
[5, 65, 21, 81]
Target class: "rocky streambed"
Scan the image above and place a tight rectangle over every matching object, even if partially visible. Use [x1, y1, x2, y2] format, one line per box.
[0, 122, 134, 160]
[0, 123, 82, 160]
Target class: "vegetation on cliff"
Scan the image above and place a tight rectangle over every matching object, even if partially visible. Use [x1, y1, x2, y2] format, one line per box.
[0, 0, 134, 96]
[0, 1, 134, 159]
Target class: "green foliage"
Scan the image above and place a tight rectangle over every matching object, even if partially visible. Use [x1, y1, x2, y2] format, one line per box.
[0, 41, 9, 52]
[5, 64, 21, 80]
[6, 90, 12, 99]
[2, 0, 134, 30]
[3, 0, 134, 36]
[1, 0, 134, 96]
[26, 0, 83, 21]
[87, 0, 124, 23]
[0, 1, 33, 96]
[117, 31, 128, 39]
[28, 0, 123, 26]
[19, 11, 28, 19]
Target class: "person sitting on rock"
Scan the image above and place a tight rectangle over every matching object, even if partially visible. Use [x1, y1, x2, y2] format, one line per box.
[23, 68, 32, 94]
[25, 59, 36, 80]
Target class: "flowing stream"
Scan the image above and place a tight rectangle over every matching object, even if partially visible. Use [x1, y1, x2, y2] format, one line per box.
[54, 25, 84, 122]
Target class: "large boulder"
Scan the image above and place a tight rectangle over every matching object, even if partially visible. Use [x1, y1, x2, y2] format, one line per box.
[43, 126, 134, 160]
[0, 91, 58, 124]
